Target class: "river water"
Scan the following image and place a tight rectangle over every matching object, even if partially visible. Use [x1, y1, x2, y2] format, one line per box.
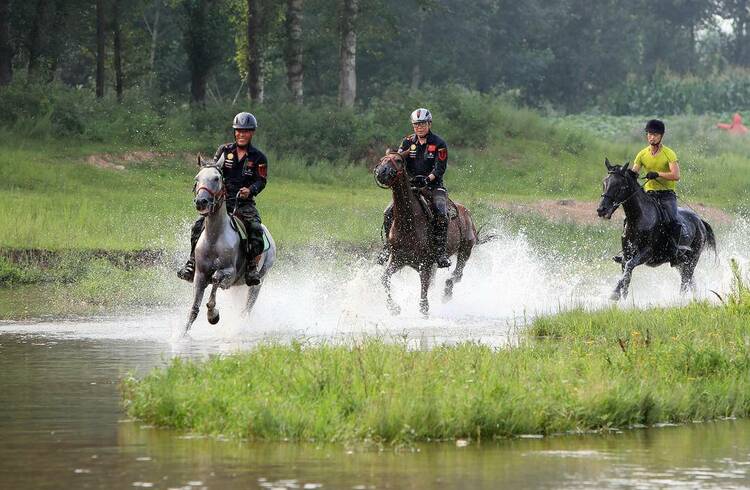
[2, 322, 750, 490]
[3, 221, 750, 488]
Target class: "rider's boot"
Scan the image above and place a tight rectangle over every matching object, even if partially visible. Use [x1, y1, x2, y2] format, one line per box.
[376, 208, 394, 265]
[671, 221, 692, 259]
[177, 224, 201, 282]
[433, 219, 451, 268]
[245, 257, 261, 286]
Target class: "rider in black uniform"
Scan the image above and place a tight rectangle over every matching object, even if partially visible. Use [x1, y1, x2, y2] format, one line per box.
[177, 112, 268, 286]
[377, 107, 451, 268]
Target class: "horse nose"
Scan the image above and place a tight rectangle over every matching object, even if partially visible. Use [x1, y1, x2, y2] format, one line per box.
[195, 197, 208, 209]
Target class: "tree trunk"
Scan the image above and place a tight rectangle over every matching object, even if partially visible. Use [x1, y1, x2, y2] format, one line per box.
[246, 0, 263, 102]
[27, 0, 48, 78]
[96, 0, 106, 98]
[184, 0, 211, 105]
[0, 0, 12, 85]
[112, 0, 123, 101]
[409, 8, 424, 93]
[145, 0, 161, 83]
[285, 0, 304, 104]
[337, 0, 357, 107]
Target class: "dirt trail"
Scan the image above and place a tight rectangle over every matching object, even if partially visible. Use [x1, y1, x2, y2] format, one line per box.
[492, 199, 733, 226]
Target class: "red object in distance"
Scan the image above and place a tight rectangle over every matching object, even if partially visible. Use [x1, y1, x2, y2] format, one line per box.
[716, 113, 749, 135]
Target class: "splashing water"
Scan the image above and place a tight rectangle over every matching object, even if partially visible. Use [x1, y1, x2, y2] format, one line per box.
[3, 216, 749, 346]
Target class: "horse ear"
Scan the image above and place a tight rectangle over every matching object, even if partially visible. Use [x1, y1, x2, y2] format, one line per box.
[604, 157, 613, 171]
[622, 161, 631, 171]
[215, 153, 225, 168]
[197, 155, 204, 167]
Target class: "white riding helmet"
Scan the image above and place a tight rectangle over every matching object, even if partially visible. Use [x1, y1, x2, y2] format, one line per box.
[410, 108, 432, 124]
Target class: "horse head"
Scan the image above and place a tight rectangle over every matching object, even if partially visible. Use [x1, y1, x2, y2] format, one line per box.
[597, 157, 639, 219]
[193, 154, 226, 216]
[374, 151, 405, 188]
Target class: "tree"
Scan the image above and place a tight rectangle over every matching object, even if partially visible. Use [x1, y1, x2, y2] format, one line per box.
[337, 0, 357, 107]
[246, 0, 263, 101]
[180, 0, 227, 104]
[0, 0, 12, 85]
[96, 0, 106, 97]
[285, 0, 304, 103]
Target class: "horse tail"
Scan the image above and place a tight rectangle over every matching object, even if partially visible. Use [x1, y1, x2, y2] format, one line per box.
[702, 219, 717, 255]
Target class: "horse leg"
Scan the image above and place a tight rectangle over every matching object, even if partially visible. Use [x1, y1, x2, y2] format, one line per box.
[243, 284, 262, 318]
[382, 259, 401, 316]
[419, 267, 433, 317]
[206, 281, 221, 325]
[444, 243, 472, 303]
[678, 255, 698, 295]
[611, 251, 650, 301]
[184, 272, 209, 336]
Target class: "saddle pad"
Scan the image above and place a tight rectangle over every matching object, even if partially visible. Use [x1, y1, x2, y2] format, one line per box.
[230, 216, 248, 240]
[262, 229, 270, 252]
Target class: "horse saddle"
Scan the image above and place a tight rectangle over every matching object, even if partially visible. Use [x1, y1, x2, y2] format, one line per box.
[416, 191, 459, 221]
[229, 216, 271, 253]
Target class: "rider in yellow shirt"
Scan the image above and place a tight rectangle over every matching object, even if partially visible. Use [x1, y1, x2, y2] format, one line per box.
[632, 119, 691, 258]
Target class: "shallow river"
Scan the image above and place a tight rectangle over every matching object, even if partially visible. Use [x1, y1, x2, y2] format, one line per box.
[2, 319, 750, 490]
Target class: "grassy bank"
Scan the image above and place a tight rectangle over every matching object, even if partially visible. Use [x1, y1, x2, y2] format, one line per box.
[122, 289, 750, 445]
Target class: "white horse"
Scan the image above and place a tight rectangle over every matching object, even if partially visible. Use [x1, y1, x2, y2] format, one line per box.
[182, 156, 276, 336]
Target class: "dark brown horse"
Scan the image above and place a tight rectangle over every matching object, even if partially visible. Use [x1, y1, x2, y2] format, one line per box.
[374, 153, 477, 316]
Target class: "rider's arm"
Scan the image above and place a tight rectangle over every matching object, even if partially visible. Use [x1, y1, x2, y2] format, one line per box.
[248, 154, 268, 197]
[430, 143, 448, 182]
[658, 161, 680, 181]
[631, 151, 642, 173]
[213, 144, 226, 162]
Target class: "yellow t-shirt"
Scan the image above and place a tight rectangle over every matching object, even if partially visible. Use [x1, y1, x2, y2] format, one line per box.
[634, 145, 678, 192]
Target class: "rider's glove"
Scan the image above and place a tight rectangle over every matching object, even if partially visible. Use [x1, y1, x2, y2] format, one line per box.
[645, 171, 659, 180]
[410, 175, 429, 188]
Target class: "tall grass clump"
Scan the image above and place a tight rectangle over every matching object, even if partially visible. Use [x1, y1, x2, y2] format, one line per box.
[124, 286, 750, 444]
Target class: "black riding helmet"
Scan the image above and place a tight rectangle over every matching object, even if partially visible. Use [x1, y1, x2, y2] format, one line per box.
[645, 119, 665, 135]
[233, 112, 258, 130]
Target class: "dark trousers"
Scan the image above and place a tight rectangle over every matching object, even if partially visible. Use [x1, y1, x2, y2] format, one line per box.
[649, 190, 678, 222]
[190, 202, 264, 258]
[383, 187, 448, 251]
[648, 190, 689, 249]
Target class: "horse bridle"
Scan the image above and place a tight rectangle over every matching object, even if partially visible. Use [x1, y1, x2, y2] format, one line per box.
[194, 168, 226, 215]
[601, 173, 644, 210]
[374, 152, 405, 189]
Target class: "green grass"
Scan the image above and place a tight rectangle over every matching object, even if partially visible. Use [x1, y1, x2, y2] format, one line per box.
[122, 295, 750, 445]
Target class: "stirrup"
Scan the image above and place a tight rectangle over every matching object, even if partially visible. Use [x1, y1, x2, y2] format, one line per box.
[177, 259, 195, 282]
[245, 265, 261, 286]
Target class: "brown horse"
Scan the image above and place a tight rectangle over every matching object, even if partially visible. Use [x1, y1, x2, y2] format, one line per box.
[374, 153, 477, 316]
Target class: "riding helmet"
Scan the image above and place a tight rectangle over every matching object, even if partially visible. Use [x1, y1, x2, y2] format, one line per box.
[232, 112, 258, 130]
[410, 108, 432, 124]
[644, 119, 665, 134]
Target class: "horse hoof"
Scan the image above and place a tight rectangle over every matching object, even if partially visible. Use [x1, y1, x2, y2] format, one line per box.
[207, 310, 220, 325]
[609, 292, 620, 301]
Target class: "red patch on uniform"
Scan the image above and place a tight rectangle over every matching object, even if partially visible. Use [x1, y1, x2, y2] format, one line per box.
[257, 164, 267, 178]
[427, 144, 436, 152]
[438, 148, 447, 161]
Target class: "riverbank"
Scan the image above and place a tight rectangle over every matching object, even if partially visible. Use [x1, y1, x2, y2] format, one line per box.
[122, 276, 750, 445]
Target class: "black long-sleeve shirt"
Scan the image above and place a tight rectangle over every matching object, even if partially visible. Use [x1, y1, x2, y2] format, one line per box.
[397, 131, 448, 188]
[213, 142, 268, 207]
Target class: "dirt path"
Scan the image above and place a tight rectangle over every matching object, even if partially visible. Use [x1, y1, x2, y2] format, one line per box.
[491, 199, 733, 226]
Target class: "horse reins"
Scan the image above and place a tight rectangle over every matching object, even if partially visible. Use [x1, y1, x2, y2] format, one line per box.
[194, 184, 226, 214]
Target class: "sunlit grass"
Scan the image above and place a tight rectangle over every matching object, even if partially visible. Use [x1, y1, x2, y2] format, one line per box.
[122, 298, 750, 444]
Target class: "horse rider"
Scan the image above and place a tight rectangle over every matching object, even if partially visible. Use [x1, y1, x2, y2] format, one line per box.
[177, 112, 268, 286]
[632, 119, 691, 258]
[377, 107, 451, 268]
